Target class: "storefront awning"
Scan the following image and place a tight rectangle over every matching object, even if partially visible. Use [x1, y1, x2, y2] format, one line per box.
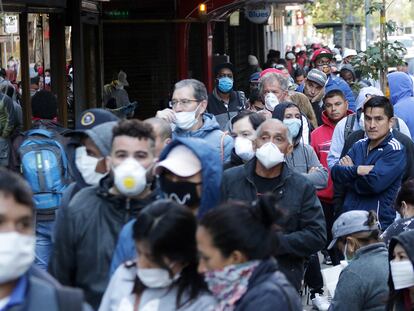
[2, 0, 67, 12]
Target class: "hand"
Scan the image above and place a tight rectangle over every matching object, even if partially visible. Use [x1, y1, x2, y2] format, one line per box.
[339, 155, 354, 167]
[156, 108, 176, 123]
[308, 166, 319, 174]
[357, 165, 374, 176]
[257, 109, 272, 119]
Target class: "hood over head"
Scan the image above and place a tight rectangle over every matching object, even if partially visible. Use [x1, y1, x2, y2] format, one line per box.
[158, 137, 222, 218]
[355, 86, 384, 111]
[272, 102, 303, 145]
[388, 71, 414, 105]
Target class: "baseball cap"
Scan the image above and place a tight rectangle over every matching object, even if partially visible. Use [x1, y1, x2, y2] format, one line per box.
[311, 48, 333, 63]
[343, 49, 357, 59]
[259, 68, 287, 78]
[327, 210, 380, 250]
[66, 108, 119, 136]
[306, 69, 327, 87]
[214, 62, 234, 76]
[155, 145, 202, 177]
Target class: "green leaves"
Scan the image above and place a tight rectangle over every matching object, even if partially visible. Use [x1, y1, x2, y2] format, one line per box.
[366, 2, 384, 15]
[351, 40, 406, 81]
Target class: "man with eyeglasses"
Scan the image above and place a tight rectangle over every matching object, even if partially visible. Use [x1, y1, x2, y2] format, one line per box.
[310, 48, 356, 111]
[156, 79, 233, 162]
[206, 62, 246, 131]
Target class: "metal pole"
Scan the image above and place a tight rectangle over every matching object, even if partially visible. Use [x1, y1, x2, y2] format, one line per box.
[365, 0, 371, 48]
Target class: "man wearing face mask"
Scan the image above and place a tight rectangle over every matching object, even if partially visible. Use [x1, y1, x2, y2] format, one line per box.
[62, 109, 119, 208]
[221, 119, 326, 290]
[0, 168, 89, 311]
[156, 79, 233, 162]
[206, 62, 246, 130]
[109, 136, 222, 274]
[258, 70, 289, 120]
[49, 119, 158, 309]
[310, 48, 356, 112]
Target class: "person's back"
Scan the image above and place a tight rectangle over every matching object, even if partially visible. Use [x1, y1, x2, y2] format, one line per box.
[330, 243, 389, 311]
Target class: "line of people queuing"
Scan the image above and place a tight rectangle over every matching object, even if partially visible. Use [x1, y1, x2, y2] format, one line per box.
[0, 44, 414, 311]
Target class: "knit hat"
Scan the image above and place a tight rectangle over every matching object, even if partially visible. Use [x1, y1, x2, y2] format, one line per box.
[306, 69, 327, 87]
[31, 90, 57, 120]
[84, 121, 118, 157]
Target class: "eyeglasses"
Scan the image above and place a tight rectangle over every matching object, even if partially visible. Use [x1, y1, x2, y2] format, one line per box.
[316, 61, 331, 67]
[169, 99, 199, 108]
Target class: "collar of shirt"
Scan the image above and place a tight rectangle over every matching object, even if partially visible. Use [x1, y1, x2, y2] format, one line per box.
[0, 275, 28, 311]
[213, 87, 230, 105]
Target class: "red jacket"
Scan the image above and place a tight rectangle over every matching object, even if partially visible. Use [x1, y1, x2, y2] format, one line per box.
[311, 110, 353, 203]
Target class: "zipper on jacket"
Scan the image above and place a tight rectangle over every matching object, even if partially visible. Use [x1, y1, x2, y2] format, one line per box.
[376, 201, 382, 231]
[125, 198, 131, 224]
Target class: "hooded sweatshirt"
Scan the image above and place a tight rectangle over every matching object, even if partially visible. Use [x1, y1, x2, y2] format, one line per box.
[388, 71, 414, 140]
[387, 230, 414, 311]
[173, 113, 233, 162]
[311, 110, 353, 203]
[109, 137, 223, 274]
[273, 103, 328, 189]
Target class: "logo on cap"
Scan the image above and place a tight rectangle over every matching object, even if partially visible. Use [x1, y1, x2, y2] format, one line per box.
[81, 112, 95, 126]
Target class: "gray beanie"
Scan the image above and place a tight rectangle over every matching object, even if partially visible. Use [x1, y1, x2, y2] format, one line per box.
[84, 121, 118, 157]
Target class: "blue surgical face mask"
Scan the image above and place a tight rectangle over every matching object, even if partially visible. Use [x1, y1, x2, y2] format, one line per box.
[283, 118, 301, 138]
[218, 77, 233, 93]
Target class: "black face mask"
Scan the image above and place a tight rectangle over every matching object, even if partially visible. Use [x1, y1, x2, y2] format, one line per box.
[160, 176, 201, 207]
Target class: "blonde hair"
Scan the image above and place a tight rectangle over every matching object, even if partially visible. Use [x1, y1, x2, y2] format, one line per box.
[289, 92, 318, 129]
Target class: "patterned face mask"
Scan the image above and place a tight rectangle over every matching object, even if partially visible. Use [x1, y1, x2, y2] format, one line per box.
[203, 260, 260, 311]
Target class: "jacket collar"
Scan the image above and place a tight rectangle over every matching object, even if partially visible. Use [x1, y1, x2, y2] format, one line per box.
[244, 158, 292, 188]
[245, 258, 278, 290]
[321, 109, 354, 129]
[366, 131, 394, 150]
[353, 242, 387, 261]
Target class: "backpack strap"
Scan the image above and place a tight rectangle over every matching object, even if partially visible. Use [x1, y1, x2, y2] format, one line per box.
[393, 118, 400, 131]
[220, 131, 229, 162]
[237, 91, 246, 111]
[26, 128, 54, 139]
[343, 114, 356, 141]
[56, 286, 85, 311]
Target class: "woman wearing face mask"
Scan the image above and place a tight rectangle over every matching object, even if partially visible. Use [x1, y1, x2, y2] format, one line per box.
[387, 230, 414, 311]
[197, 194, 302, 311]
[272, 102, 328, 190]
[99, 199, 215, 311]
[224, 111, 265, 170]
[328, 210, 389, 311]
[381, 179, 414, 247]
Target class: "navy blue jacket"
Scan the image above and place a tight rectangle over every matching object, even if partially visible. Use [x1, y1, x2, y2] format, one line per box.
[331, 132, 406, 229]
[235, 258, 302, 311]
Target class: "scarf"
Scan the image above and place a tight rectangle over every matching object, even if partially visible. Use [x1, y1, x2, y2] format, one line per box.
[204, 260, 260, 311]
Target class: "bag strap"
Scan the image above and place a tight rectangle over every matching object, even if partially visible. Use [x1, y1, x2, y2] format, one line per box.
[343, 114, 356, 141]
[220, 131, 229, 162]
[237, 91, 246, 111]
[56, 286, 84, 311]
[393, 118, 400, 131]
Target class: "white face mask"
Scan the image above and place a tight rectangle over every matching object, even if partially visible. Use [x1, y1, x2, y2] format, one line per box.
[75, 146, 105, 186]
[113, 158, 147, 197]
[234, 137, 255, 162]
[390, 259, 414, 290]
[45, 76, 51, 84]
[0, 232, 35, 283]
[255, 142, 285, 169]
[137, 268, 178, 288]
[174, 105, 200, 130]
[359, 112, 365, 130]
[264, 93, 280, 111]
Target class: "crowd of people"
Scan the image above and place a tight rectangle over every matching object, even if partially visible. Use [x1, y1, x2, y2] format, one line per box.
[0, 43, 414, 311]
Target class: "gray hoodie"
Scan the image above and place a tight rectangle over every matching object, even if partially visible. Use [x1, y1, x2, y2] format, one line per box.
[329, 243, 389, 311]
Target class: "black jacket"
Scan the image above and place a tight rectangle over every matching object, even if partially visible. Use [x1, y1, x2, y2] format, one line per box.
[223, 148, 244, 170]
[207, 89, 245, 131]
[221, 159, 327, 289]
[235, 258, 302, 311]
[48, 174, 156, 309]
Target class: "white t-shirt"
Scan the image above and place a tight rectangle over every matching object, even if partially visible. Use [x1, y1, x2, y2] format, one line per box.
[0, 296, 10, 310]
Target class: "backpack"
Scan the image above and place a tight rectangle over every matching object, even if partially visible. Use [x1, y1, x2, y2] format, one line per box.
[18, 128, 69, 217]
